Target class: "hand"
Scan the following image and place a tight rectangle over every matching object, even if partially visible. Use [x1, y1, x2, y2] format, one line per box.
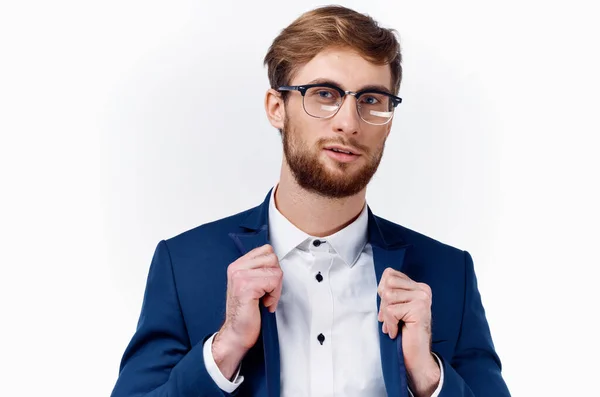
[377, 268, 440, 396]
[212, 244, 283, 379]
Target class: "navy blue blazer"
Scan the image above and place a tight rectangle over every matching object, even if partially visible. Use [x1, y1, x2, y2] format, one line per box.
[111, 190, 510, 397]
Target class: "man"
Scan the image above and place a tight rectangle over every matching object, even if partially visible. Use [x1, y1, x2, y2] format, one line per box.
[111, 5, 510, 397]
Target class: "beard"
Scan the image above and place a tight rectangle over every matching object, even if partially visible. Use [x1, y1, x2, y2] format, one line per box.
[281, 115, 386, 199]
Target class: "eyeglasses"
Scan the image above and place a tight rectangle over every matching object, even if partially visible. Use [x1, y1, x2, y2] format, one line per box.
[278, 83, 402, 126]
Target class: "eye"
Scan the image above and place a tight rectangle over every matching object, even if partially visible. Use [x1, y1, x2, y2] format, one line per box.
[361, 95, 379, 105]
[307, 87, 340, 103]
[316, 90, 334, 98]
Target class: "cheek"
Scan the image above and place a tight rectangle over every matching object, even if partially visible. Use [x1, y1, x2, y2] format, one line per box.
[290, 114, 324, 142]
[376, 125, 392, 139]
[285, 96, 305, 120]
[362, 127, 389, 149]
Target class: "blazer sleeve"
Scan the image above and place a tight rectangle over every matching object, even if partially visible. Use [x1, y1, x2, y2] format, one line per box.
[111, 240, 230, 397]
[437, 251, 511, 397]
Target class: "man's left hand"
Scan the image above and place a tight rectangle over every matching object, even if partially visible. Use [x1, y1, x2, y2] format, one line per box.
[377, 268, 440, 396]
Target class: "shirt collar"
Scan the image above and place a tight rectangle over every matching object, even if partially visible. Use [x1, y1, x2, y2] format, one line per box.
[268, 184, 369, 267]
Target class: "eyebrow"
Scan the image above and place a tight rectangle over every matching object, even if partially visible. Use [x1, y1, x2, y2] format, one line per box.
[307, 78, 393, 95]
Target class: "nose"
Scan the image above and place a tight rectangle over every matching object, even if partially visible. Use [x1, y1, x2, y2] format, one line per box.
[331, 94, 360, 135]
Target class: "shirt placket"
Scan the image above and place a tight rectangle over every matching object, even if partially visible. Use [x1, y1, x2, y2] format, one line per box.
[308, 239, 335, 397]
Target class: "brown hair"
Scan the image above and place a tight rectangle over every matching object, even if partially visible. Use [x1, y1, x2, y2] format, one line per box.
[263, 5, 402, 97]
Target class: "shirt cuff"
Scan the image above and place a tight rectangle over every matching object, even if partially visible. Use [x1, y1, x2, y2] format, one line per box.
[407, 352, 444, 397]
[202, 332, 244, 392]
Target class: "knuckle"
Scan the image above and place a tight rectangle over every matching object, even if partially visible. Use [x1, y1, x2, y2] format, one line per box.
[263, 267, 273, 275]
[418, 282, 432, 298]
[419, 282, 431, 293]
[227, 263, 237, 277]
[382, 277, 392, 288]
[383, 290, 395, 302]
[263, 252, 276, 263]
[237, 278, 250, 292]
[229, 268, 241, 280]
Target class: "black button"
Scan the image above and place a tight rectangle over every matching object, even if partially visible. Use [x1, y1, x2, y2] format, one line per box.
[317, 333, 325, 345]
[315, 272, 323, 282]
[313, 240, 322, 247]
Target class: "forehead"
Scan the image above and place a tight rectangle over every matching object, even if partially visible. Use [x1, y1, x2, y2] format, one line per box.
[290, 47, 393, 91]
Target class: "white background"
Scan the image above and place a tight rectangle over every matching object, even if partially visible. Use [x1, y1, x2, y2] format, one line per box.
[1, 1, 599, 396]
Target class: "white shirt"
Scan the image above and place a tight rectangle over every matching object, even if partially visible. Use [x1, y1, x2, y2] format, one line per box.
[203, 186, 443, 396]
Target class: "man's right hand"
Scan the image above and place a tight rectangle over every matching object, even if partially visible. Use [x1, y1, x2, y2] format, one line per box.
[212, 244, 283, 380]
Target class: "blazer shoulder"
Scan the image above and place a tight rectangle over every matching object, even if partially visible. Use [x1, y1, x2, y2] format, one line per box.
[374, 215, 466, 258]
[163, 205, 256, 253]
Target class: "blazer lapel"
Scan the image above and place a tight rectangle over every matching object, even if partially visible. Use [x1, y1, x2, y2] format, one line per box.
[228, 192, 412, 397]
[229, 189, 280, 397]
[368, 208, 412, 397]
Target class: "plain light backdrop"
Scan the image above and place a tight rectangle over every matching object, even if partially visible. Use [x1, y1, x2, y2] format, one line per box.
[1, 1, 599, 396]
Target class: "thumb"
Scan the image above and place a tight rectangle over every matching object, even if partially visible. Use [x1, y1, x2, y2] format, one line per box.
[262, 294, 277, 309]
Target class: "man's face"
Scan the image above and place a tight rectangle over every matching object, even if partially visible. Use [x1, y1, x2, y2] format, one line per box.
[281, 47, 395, 199]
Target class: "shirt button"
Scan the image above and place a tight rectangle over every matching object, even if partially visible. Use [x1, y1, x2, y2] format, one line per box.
[312, 240, 322, 247]
[317, 333, 325, 345]
[315, 272, 323, 282]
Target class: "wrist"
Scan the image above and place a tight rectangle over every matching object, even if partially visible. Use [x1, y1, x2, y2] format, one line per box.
[406, 352, 440, 397]
[212, 329, 248, 380]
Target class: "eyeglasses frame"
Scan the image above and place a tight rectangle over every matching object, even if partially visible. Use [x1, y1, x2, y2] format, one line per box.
[277, 83, 402, 125]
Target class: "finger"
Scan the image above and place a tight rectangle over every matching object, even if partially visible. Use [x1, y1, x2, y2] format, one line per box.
[382, 312, 399, 339]
[236, 276, 283, 309]
[233, 267, 282, 286]
[385, 299, 432, 339]
[381, 267, 412, 280]
[248, 252, 280, 268]
[260, 273, 284, 312]
[381, 302, 409, 339]
[378, 300, 397, 338]
[379, 288, 429, 306]
[262, 293, 276, 308]
[231, 251, 280, 272]
[238, 269, 283, 310]
[379, 274, 417, 292]
[268, 271, 284, 311]
[378, 273, 419, 296]
[385, 319, 399, 339]
[416, 282, 432, 298]
[247, 244, 275, 259]
[235, 244, 275, 264]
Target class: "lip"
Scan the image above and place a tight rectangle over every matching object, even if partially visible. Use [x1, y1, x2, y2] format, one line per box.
[323, 148, 360, 163]
[323, 145, 361, 156]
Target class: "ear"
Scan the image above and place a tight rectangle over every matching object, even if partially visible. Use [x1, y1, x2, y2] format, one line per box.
[265, 88, 285, 130]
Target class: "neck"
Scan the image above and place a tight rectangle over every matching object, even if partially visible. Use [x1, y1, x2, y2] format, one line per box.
[274, 162, 366, 237]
